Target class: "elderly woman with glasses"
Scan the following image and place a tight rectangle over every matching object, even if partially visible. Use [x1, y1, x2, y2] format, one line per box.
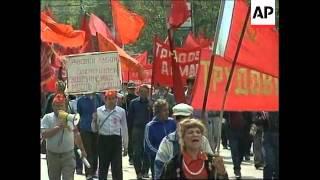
[161, 118, 228, 179]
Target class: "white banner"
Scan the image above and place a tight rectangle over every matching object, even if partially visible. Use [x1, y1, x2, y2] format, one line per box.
[64, 52, 121, 94]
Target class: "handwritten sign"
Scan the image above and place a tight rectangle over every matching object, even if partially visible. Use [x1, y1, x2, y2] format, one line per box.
[64, 52, 121, 93]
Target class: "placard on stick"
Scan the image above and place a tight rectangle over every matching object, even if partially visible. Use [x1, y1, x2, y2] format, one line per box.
[64, 51, 121, 94]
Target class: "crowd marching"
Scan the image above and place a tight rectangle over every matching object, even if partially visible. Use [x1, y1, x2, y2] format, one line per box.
[41, 77, 279, 180]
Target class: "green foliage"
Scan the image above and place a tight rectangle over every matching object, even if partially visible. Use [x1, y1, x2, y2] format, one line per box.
[41, 0, 279, 55]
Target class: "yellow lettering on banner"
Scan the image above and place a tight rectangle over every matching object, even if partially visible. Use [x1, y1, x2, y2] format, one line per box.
[179, 53, 187, 63]
[250, 70, 261, 95]
[211, 66, 223, 92]
[201, 61, 210, 85]
[188, 52, 195, 63]
[161, 61, 169, 76]
[155, 42, 162, 57]
[173, 50, 178, 62]
[262, 74, 273, 95]
[160, 48, 168, 59]
[224, 67, 231, 80]
[235, 68, 249, 95]
[274, 78, 279, 96]
[195, 64, 199, 76]
[180, 65, 188, 77]
[189, 64, 196, 77]
[195, 51, 200, 61]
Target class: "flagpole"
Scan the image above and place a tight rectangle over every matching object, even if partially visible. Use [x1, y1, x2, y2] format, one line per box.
[49, 45, 64, 81]
[198, 0, 224, 154]
[127, 69, 130, 82]
[166, 23, 186, 104]
[200, 0, 225, 120]
[216, 6, 251, 156]
[151, 37, 157, 101]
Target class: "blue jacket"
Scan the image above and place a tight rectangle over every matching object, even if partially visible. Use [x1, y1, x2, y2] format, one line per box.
[127, 97, 152, 129]
[77, 96, 99, 132]
[144, 117, 176, 158]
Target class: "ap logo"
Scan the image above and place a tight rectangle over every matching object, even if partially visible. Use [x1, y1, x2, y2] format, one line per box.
[251, 0, 275, 26]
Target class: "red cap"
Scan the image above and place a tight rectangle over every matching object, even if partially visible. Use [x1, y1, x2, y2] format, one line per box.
[52, 93, 66, 105]
[105, 89, 117, 97]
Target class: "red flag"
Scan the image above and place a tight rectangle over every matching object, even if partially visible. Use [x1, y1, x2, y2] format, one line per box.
[50, 46, 63, 68]
[42, 75, 57, 93]
[135, 51, 151, 68]
[41, 12, 85, 48]
[43, 6, 54, 19]
[215, 0, 278, 77]
[97, 33, 145, 80]
[197, 33, 213, 48]
[152, 37, 201, 87]
[191, 49, 278, 111]
[169, 0, 190, 29]
[171, 46, 186, 104]
[183, 32, 200, 49]
[50, 45, 82, 68]
[41, 43, 54, 85]
[122, 51, 151, 84]
[88, 14, 114, 41]
[111, 0, 145, 45]
[163, 36, 169, 45]
[79, 14, 94, 53]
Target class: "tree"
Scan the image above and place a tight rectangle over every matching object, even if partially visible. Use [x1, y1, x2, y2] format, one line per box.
[41, 0, 279, 56]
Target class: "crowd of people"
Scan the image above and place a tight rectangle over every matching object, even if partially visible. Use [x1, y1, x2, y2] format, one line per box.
[40, 77, 279, 180]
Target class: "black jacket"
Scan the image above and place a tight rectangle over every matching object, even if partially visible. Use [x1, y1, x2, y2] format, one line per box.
[254, 112, 279, 132]
[160, 153, 229, 180]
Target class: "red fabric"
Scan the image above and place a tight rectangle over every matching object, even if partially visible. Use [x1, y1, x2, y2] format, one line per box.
[152, 37, 201, 88]
[183, 32, 200, 49]
[97, 33, 145, 80]
[170, 41, 186, 103]
[111, 0, 145, 45]
[53, 93, 66, 105]
[41, 75, 57, 93]
[43, 7, 54, 19]
[135, 51, 149, 67]
[169, 0, 190, 29]
[223, 0, 278, 77]
[79, 14, 94, 53]
[184, 32, 213, 49]
[182, 151, 208, 179]
[191, 49, 278, 111]
[41, 12, 85, 48]
[105, 89, 117, 97]
[122, 68, 152, 85]
[122, 51, 152, 85]
[197, 33, 213, 48]
[50, 46, 63, 68]
[88, 13, 114, 41]
[41, 43, 54, 85]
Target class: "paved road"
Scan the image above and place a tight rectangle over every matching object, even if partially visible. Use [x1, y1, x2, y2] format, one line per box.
[41, 145, 262, 180]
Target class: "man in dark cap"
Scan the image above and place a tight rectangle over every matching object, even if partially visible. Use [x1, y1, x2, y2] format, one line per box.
[123, 81, 138, 165]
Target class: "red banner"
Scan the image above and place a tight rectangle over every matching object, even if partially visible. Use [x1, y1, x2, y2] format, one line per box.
[122, 51, 152, 84]
[122, 68, 152, 85]
[191, 49, 278, 111]
[152, 38, 201, 86]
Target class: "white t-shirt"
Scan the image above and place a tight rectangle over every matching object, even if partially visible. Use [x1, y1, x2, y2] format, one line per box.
[41, 112, 74, 153]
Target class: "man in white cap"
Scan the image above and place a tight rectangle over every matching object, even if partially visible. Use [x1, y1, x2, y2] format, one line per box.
[154, 103, 213, 180]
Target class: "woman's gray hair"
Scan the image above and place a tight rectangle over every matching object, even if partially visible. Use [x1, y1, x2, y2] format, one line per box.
[153, 99, 168, 115]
